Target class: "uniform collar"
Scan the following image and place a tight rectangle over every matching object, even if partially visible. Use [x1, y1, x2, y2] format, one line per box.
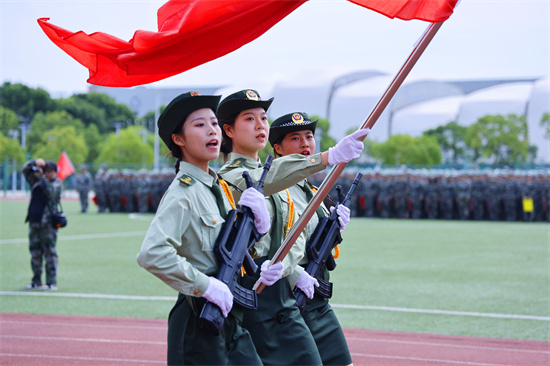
[228, 153, 262, 169]
[177, 161, 219, 188]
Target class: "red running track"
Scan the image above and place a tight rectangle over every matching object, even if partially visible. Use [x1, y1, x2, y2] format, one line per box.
[1, 313, 548, 365]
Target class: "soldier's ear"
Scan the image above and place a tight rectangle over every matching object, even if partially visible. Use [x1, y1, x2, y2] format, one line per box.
[223, 123, 234, 139]
[273, 143, 284, 156]
[172, 134, 185, 147]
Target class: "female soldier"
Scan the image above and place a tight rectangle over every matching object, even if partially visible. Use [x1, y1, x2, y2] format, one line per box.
[216, 89, 369, 365]
[136, 91, 270, 366]
[270, 112, 362, 366]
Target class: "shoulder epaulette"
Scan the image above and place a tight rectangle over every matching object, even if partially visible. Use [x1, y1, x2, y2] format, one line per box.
[178, 175, 196, 187]
[227, 158, 246, 169]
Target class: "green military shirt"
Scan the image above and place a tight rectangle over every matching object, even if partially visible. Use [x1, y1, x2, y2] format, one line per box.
[287, 180, 330, 287]
[218, 153, 325, 275]
[218, 152, 326, 202]
[137, 161, 230, 298]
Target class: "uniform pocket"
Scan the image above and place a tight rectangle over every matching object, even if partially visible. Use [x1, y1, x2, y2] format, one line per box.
[199, 213, 224, 251]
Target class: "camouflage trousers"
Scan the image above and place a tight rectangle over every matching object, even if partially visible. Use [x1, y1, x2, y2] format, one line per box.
[78, 189, 89, 212]
[28, 222, 58, 286]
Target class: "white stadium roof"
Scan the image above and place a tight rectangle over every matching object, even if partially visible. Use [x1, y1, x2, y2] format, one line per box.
[457, 82, 533, 125]
[94, 71, 550, 163]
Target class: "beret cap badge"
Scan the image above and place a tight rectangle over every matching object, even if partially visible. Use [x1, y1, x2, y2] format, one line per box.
[246, 90, 259, 101]
[291, 113, 304, 124]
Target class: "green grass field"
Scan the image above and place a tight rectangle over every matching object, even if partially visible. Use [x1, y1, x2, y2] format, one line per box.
[1, 199, 548, 341]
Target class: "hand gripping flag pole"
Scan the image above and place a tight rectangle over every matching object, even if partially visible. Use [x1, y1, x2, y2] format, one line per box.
[254, 21, 445, 293]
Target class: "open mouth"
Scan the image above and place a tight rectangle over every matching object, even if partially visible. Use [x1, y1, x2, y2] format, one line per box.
[301, 150, 311, 156]
[256, 133, 266, 140]
[206, 139, 219, 147]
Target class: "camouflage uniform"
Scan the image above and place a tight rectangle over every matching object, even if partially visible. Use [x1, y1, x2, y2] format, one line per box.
[22, 159, 62, 288]
[93, 171, 108, 213]
[75, 167, 93, 213]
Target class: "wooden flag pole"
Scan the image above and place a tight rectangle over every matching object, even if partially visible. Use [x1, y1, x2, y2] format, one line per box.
[254, 21, 445, 293]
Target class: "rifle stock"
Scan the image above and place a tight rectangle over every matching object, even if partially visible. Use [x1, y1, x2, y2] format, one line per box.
[294, 173, 362, 311]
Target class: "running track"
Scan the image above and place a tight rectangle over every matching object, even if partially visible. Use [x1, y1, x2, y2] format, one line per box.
[1, 313, 548, 365]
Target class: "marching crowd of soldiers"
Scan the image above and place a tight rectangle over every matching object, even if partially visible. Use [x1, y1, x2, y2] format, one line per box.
[81, 167, 549, 223]
[312, 168, 550, 222]
[90, 169, 174, 214]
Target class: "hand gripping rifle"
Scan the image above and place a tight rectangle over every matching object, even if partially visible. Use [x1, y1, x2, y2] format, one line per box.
[199, 155, 274, 335]
[294, 173, 362, 312]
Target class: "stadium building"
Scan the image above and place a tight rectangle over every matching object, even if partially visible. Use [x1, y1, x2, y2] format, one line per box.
[90, 70, 549, 164]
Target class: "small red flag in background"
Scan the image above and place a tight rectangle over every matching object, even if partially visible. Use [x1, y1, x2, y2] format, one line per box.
[37, 0, 458, 88]
[57, 151, 75, 181]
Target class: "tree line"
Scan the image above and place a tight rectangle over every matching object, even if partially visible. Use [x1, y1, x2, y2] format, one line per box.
[1, 82, 548, 170]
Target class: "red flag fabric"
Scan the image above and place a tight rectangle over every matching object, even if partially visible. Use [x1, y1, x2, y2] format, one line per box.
[37, 0, 457, 88]
[57, 151, 75, 181]
[37, 0, 307, 87]
[348, 0, 458, 22]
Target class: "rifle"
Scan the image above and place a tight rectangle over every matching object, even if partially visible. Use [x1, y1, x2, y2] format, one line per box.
[294, 173, 362, 312]
[199, 155, 274, 335]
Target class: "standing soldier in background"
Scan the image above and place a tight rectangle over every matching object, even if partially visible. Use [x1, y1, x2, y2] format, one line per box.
[136, 170, 152, 213]
[22, 158, 62, 291]
[75, 164, 93, 213]
[93, 168, 108, 213]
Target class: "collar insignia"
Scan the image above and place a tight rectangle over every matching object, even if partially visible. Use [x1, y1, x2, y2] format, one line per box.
[228, 158, 246, 168]
[178, 175, 195, 187]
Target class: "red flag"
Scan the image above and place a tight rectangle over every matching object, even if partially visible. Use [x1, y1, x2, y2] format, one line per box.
[37, 0, 307, 87]
[349, 0, 458, 22]
[37, 0, 457, 87]
[57, 151, 75, 181]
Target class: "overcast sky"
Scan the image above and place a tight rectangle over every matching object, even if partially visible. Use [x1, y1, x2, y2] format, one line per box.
[1, 0, 548, 97]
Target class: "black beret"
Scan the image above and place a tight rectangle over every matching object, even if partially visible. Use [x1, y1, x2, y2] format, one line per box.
[217, 89, 274, 124]
[157, 91, 221, 148]
[268, 112, 318, 147]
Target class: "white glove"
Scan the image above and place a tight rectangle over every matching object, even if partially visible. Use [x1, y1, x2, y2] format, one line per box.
[328, 129, 370, 165]
[238, 187, 270, 234]
[259, 260, 284, 286]
[330, 205, 350, 232]
[202, 277, 233, 317]
[296, 271, 319, 299]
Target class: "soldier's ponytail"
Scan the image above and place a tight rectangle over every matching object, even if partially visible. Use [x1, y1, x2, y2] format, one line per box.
[169, 121, 185, 174]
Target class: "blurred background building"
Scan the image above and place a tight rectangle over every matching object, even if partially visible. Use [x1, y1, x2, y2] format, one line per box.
[90, 70, 549, 164]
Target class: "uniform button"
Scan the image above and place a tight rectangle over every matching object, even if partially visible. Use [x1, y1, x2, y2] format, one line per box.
[212, 220, 216, 224]
[311, 158, 316, 163]
[194, 289, 199, 295]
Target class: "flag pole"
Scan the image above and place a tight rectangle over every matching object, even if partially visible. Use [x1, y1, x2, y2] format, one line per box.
[254, 21, 445, 293]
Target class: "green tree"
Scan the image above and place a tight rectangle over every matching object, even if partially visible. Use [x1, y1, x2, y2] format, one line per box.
[70, 92, 136, 134]
[541, 112, 550, 140]
[370, 134, 442, 165]
[0, 106, 21, 136]
[57, 96, 108, 132]
[27, 110, 85, 153]
[465, 114, 531, 165]
[0, 133, 26, 162]
[0, 82, 56, 119]
[423, 121, 469, 163]
[33, 126, 88, 164]
[83, 124, 102, 163]
[314, 116, 336, 152]
[404, 136, 442, 165]
[96, 126, 153, 165]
